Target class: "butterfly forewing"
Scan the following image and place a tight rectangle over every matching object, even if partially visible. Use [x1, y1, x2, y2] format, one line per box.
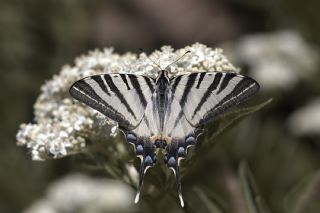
[171, 72, 260, 127]
[69, 74, 155, 130]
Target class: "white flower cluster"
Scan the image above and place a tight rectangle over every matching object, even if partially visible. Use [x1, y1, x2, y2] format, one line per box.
[235, 31, 318, 91]
[23, 173, 134, 213]
[16, 43, 238, 160]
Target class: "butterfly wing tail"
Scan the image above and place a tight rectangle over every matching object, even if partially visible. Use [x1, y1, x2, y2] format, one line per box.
[165, 140, 186, 207]
[126, 134, 156, 204]
[171, 164, 184, 207]
[134, 160, 147, 203]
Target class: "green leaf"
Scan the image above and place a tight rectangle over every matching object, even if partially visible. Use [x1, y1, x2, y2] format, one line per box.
[239, 161, 270, 213]
[182, 99, 272, 171]
[206, 98, 272, 142]
[284, 170, 320, 213]
[184, 186, 226, 213]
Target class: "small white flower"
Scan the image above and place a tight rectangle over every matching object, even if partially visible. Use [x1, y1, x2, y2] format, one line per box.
[48, 139, 71, 158]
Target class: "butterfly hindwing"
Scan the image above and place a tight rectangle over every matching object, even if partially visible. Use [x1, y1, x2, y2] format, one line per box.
[123, 126, 156, 204]
[69, 74, 155, 130]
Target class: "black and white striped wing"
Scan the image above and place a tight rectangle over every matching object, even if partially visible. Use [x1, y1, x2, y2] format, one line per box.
[171, 72, 260, 127]
[69, 74, 155, 130]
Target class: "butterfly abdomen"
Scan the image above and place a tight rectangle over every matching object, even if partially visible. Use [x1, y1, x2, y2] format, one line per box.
[155, 70, 171, 132]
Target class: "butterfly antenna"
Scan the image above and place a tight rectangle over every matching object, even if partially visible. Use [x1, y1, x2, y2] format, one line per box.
[139, 48, 162, 70]
[164, 50, 191, 70]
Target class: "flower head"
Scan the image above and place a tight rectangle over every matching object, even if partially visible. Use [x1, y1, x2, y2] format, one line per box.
[235, 31, 318, 91]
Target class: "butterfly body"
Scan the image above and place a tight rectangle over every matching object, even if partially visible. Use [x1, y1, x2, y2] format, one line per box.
[69, 68, 259, 207]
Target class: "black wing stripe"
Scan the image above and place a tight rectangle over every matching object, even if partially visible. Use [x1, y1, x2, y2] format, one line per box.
[166, 75, 182, 119]
[191, 72, 223, 120]
[143, 117, 153, 135]
[179, 73, 197, 108]
[91, 75, 111, 96]
[104, 75, 137, 119]
[144, 76, 155, 94]
[170, 110, 184, 135]
[217, 73, 236, 94]
[171, 75, 182, 95]
[128, 75, 148, 108]
[120, 74, 131, 90]
[70, 81, 121, 122]
[196, 72, 206, 89]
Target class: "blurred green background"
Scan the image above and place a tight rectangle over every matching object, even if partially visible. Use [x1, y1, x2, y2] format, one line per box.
[1, 0, 320, 213]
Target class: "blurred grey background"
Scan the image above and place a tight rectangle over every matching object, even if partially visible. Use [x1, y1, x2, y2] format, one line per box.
[1, 0, 320, 213]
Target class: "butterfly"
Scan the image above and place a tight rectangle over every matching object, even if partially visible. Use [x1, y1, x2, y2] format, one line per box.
[69, 57, 260, 207]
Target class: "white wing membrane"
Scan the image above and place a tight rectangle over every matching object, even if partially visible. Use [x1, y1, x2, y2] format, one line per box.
[69, 74, 155, 130]
[163, 90, 195, 139]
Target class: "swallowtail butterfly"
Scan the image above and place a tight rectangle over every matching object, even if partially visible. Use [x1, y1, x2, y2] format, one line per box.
[69, 55, 260, 207]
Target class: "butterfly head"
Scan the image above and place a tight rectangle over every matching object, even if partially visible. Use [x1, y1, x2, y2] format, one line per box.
[156, 69, 170, 82]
